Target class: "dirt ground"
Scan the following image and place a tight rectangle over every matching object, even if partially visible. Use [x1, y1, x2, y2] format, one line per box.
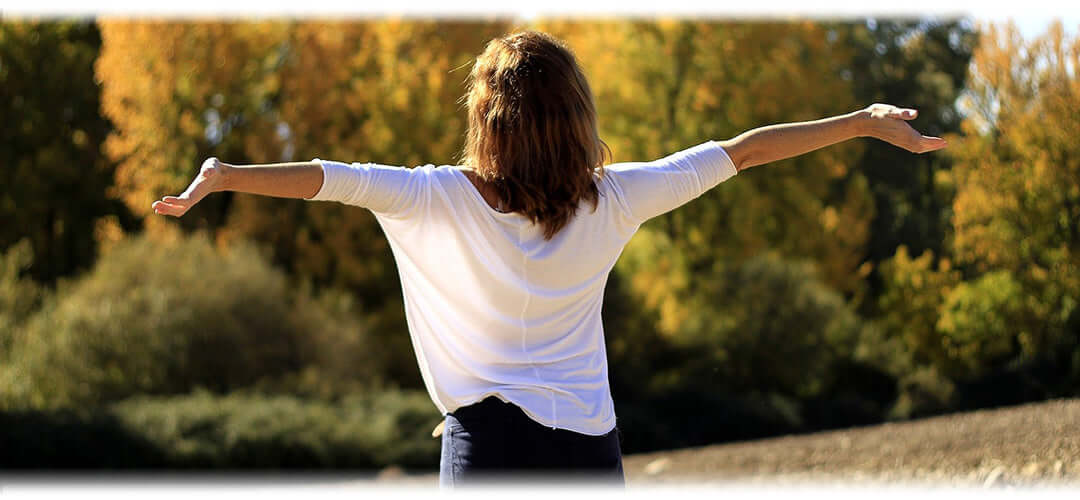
[376, 398, 1080, 487]
[621, 398, 1080, 487]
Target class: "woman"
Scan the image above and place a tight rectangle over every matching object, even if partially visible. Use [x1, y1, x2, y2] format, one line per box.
[152, 30, 946, 487]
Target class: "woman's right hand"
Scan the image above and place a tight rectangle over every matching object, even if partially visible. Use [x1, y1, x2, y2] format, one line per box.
[858, 103, 948, 154]
[152, 157, 230, 217]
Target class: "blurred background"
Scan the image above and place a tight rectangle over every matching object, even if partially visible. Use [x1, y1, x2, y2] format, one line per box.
[0, 9, 1078, 481]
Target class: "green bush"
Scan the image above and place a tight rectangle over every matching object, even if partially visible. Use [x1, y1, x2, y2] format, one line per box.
[614, 229, 865, 399]
[889, 365, 955, 419]
[1, 234, 384, 410]
[606, 245, 877, 451]
[698, 253, 864, 398]
[937, 270, 1028, 378]
[111, 389, 441, 469]
[0, 240, 43, 355]
[1, 389, 442, 469]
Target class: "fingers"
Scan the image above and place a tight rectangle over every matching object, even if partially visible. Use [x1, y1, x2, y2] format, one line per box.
[889, 107, 918, 120]
[868, 103, 919, 121]
[152, 200, 187, 217]
[918, 135, 948, 153]
[871, 109, 948, 153]
[902, 134, 947, 154]
[150, 157, 222, 217]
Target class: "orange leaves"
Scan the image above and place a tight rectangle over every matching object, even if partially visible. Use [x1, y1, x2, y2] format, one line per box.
[97, 20, 287, 231]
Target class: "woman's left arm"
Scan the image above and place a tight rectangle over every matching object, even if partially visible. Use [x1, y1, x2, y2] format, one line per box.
[152, 159, 324, 217]
[718, 103, 948, 172]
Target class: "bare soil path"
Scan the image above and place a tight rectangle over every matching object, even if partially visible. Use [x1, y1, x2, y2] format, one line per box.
[621, 398, 1080, 487]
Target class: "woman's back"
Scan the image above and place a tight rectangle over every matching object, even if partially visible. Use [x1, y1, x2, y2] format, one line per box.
[309, 140, 738, 434]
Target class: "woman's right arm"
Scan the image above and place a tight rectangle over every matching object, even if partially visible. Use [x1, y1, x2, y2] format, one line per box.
[152, 159, 324, 217]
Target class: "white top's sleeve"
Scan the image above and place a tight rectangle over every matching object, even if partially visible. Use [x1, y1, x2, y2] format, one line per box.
[306, 159, 427, 219]
[604, 141, 738, 226]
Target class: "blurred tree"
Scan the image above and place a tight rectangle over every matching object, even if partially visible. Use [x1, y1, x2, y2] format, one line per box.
[870, 21, 1080, 417]
[616, 234, 864, 400]
[839, 19, 976, 275]
[833, 18, 978, 417]
[869, 245, 960, 416]
[0, 21, 130, 283]
[937, 270, 1028, 378]
[873, 245, 960, 375]
[947, 21, 1080, 374]
[96, 20, 287, 234]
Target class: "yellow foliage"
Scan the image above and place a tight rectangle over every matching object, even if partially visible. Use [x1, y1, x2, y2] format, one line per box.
[950, 20, 1080, 304]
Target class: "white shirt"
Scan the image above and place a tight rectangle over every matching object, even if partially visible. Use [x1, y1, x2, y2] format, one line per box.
[310, 141, 737, 435]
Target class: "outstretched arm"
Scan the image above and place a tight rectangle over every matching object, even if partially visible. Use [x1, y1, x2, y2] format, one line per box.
[719, 103, 948, 172]
[152, 159, 324, 217]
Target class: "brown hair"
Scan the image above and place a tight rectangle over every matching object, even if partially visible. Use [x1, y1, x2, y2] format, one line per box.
[459, 30, 612, 240]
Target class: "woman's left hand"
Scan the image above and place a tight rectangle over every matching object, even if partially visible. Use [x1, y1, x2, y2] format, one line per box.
[859, 103, 948, 154]
[152, 157, 229, 217]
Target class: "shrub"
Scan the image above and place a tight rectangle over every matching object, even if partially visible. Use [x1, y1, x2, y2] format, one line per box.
[607, 243, 878, 451]
[1, 389, 441, 469]
[111, 389, 442, 469]
[1, 234, 384, 410]
[937, 270, 1027, 379]
[0, 240, 43, 355]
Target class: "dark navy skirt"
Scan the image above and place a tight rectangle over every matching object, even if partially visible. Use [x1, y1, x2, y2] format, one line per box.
[439, 396, 625, 488]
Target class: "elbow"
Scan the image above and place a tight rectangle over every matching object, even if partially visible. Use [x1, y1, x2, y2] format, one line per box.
[717, 138, 756, 172]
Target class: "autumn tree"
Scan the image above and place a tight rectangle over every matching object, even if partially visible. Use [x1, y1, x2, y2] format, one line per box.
[96, 20, 288, 234]
[946, 21, 1080, 381]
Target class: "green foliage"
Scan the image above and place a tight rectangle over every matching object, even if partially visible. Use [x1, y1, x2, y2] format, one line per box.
[1, 389, 441, 469]
[937, 271, 1027, 378]
[607, 239, 875, 450]
[871, 246, 962, 416]
[0, 240, 43, 355]
[111, 390, 441, 469]
[615, 230, 863, 399]
[889, 365, 955, 419]
[0, 234, 382, 410]
[686, 252, 863, 399]
[874, 246, 959, 373]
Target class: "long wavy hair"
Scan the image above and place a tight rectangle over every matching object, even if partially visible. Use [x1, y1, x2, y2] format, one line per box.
[459, 30, 612, 240]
